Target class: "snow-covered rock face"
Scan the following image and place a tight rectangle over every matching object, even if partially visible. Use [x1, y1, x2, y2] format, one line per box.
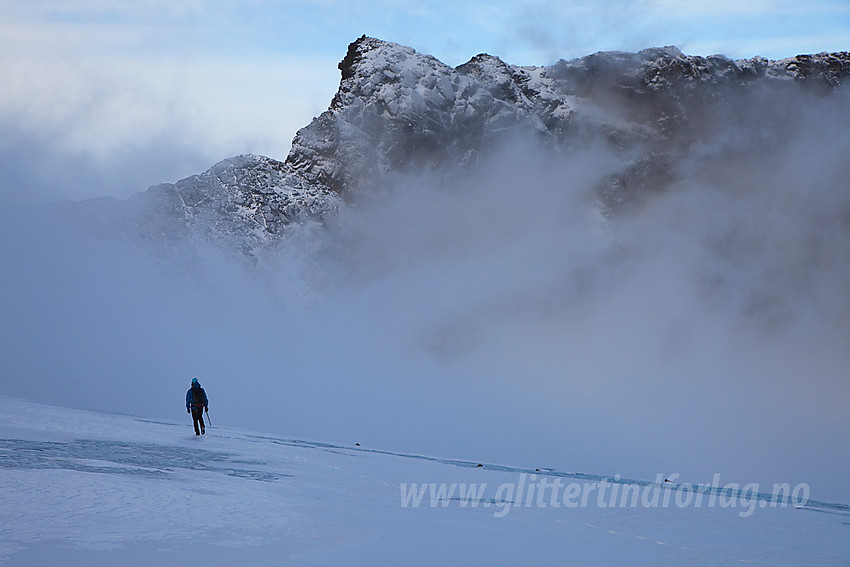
[287, 36, 849, 208]
[129, 154, 341, 254]
[80, 37, 849, 254]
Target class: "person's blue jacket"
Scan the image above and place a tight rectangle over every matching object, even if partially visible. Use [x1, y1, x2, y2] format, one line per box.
[186, 379, 208, 411]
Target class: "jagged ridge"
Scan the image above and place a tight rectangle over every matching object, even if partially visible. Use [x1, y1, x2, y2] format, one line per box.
[286, 36, 849, 210]
[87, 37, 850, 253]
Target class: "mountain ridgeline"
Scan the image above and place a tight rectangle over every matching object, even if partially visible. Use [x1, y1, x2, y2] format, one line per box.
[102, 36, 849, 255]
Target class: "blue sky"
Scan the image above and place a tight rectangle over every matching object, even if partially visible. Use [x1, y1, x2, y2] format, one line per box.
[2, 0, 849, 200]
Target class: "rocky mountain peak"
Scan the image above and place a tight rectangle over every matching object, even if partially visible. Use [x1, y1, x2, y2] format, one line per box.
[79, 38, 850, 257]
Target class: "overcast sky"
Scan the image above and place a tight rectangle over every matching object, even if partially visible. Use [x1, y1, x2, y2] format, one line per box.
[2, 0, 848, 202]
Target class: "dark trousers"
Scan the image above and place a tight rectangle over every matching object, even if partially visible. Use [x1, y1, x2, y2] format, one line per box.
[191, 407, 205, 435]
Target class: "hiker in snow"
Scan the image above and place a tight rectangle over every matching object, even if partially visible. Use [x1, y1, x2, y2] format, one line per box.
[186, 377, 209, 435]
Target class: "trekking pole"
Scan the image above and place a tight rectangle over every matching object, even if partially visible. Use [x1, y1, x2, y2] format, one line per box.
[205, 408, 212, 427]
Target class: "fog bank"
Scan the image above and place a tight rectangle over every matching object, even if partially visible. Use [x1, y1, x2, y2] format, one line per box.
[1, 86, 848, 502]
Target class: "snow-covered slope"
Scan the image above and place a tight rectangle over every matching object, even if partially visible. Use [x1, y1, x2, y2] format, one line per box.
[140, 154, 341, 251]
[78, 154, 342, 257]
[1, 396, 848, 566]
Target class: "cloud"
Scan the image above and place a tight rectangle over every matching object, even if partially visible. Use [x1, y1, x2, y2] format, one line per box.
[2, 94, 849, 504]
[0, 14, 340, 201]
[649, 0, 850, 18]
[503, 0, 850, 62]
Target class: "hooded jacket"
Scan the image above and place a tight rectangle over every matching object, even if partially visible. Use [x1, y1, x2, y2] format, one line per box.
[186, 380, 209, 411]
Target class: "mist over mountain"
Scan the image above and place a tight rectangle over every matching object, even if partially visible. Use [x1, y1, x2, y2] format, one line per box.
[2, 38, 849, 500]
